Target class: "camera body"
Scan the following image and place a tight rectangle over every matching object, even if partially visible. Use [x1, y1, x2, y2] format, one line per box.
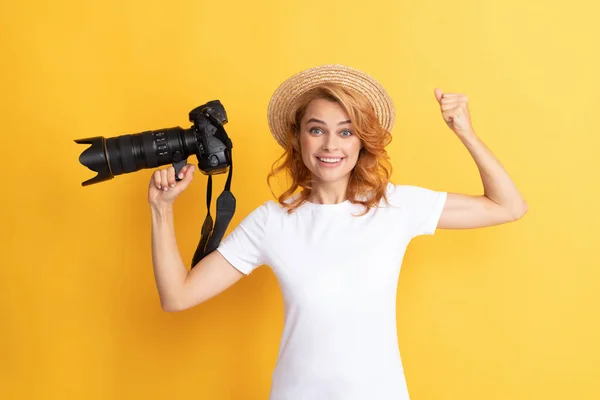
[75, 100, 232, 186]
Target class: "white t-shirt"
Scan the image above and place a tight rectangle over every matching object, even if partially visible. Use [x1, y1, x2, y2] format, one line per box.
[217, 183, 448, 400]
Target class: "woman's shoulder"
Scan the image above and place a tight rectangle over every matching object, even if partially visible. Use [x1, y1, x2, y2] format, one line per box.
[385, 181, 440, 204]
[245, 199, 287, 219]
[383, 181, 410, 201]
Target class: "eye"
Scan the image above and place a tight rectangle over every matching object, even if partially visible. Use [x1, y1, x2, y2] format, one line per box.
[339, 130, 353, 137]
[309, 127, 323, 135]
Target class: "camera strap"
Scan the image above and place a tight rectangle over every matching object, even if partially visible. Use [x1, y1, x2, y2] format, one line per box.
[190, 154, 235, 268]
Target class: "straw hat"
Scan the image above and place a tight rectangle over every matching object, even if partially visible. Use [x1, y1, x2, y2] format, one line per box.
[267, 64, 396, 149]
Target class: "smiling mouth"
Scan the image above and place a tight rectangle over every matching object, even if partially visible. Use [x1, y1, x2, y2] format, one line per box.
[316, 156, 344, 164]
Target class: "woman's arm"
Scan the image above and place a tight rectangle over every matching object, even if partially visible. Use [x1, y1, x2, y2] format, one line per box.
[151, 204, 245, 312]
[149, 165, 245, 312]
[433, 89, 528, 229]
[438, 133, 528, 229]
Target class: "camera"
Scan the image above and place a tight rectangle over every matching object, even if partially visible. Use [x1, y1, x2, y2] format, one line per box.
[75, 100, 232, 186]
[74, 100, 235, 267]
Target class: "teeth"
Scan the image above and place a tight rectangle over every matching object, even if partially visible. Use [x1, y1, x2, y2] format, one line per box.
[318, 157, 341, 163]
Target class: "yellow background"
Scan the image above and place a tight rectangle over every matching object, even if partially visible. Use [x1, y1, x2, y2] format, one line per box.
[1, 0, 598, 399]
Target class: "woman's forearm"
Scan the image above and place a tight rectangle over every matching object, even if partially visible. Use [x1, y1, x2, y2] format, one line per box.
[150, 204, 189, 311]
[460, 131, 528, 217]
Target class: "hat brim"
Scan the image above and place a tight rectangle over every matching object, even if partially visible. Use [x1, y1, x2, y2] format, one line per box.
[267, 64, 395, 149]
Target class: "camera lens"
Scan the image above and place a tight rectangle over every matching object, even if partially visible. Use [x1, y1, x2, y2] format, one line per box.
[75, 128, 195, 186]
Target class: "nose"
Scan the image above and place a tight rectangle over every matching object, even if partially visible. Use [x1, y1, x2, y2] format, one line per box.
[322, 132, 339, 151]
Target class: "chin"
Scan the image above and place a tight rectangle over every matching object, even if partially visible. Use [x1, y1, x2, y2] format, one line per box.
[311, 170, 353, 184]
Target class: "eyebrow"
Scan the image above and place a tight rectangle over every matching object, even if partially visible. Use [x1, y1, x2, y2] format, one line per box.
[306, 118, 351, 126]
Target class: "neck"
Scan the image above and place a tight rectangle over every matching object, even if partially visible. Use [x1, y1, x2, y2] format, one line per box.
[306, 180, 349, 205]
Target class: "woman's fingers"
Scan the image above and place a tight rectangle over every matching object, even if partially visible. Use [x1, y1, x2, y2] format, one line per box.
[177, 164, 189, 180]
[149, 164, 196, 193]
[152, 170, 162, 190]
[159, 169, 168, 191]
[166, 166, 176, 188]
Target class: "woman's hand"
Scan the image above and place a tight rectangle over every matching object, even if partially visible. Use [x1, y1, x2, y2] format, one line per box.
[434, 88, 476, 140]
[148, 164, 196, 208]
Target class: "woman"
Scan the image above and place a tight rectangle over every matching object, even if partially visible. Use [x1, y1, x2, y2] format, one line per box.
[148, 64, 527, 400]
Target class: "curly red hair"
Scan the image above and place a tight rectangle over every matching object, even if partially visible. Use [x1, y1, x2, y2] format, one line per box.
[267, 83, 393, 215]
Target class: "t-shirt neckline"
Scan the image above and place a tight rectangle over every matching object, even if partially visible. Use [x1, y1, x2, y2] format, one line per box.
[301, 198, 353, 210]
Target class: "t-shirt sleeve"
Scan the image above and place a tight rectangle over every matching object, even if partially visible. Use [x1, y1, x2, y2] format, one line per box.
[216, 201, 269, 275]
[391, 184, 448, 238]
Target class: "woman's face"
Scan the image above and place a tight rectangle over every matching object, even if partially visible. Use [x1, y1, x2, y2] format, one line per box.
[298, 98, 362, 186]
